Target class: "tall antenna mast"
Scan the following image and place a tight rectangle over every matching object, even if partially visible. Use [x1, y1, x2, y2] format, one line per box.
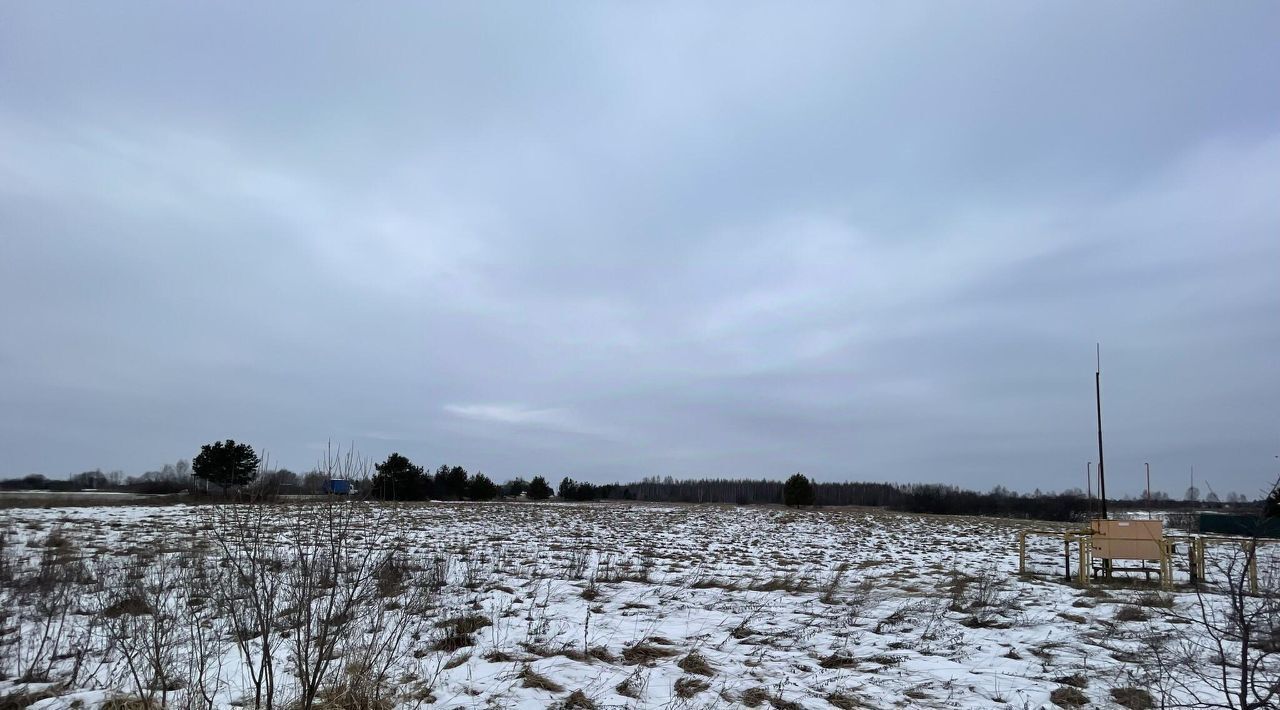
[1096, 344, 1108, 519]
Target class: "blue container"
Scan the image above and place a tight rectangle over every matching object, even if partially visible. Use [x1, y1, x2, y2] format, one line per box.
[325, 479, 352, 495]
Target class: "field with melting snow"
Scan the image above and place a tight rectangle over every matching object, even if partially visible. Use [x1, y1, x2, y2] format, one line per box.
[0, 501, 1275, 709]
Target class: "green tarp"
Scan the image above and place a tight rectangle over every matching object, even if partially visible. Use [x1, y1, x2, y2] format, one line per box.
[1199, 513, 1280, 538]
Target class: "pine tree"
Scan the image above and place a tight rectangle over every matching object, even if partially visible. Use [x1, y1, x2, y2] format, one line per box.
[192, 439, 260, 495]
[782, 473, 815, 507]
[434, 465, 469, 499]
[527, 476, 553, 500]
[372, 453, 426, 500]
[467, 472, 499, 500]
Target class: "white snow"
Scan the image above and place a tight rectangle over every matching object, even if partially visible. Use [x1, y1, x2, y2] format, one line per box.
[0, 501, 1274, 708]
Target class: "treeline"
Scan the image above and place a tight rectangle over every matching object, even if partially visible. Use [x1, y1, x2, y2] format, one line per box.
[594, 476, 1258, 522]
[6, 440, 1269, 524]
[368, 453, 556, 501]
[0, 462, 201, 495]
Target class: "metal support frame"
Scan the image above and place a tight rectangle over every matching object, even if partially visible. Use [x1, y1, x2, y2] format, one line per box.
[1018, 529, 1092, 585]
[1017, 528, 1173, 589]
[1171, 534, 1271, 595]
[1019, 531, 1276, 594]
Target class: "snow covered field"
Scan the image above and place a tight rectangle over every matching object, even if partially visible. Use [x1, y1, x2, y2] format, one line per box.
[0, 501, 1275, 709]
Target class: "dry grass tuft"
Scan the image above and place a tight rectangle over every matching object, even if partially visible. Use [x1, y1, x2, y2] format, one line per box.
[0, 686, 64, 710]
[517, 665, 564, 693]
[1111, 687, 1154, 709]
[102, 596, 153, 618]
[442, 651, 471, 670]
[748, 572, 810, 593]
[1050, 685, 1089, 707]
[615, 670, 643, 699]
[673, 676, 710, 698]
[552, 689, 597, 709]
[561, 645, 616, 664]
[825, 690, 869, 709]
[1136, 592, 1174, 609]
[621, 642, 679, 665]
[431, 613, 491, 651]
[1114, 605, 1148, 622]
[1054, 673, 1087, 689]
[483, 649, 520, 663]
[99, 697, 156, 710]
[819, 652, 860, 669]
[730, 624, 757, 639]
[676, 650, 715, 676]
[436, 613, 491, 634]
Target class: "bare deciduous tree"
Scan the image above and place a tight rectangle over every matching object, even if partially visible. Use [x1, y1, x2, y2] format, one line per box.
[1141, 524, 1279, 708]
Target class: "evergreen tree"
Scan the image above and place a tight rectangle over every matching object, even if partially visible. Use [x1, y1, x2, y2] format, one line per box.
[372, 453, 426, 500]
[467, 472, 499, 500]
[503, 477, 528, 497]
[1264, 484, 1280, 519]
[527, 475, 553, 500]
[782, 473, 815, 507]
[434, 465, 469, 499]
[192, 439, 260, 494]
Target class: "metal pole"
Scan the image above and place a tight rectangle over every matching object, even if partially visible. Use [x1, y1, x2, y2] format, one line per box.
[1096, 345, 1107, 519]
[1145, 462, 1152, 519]
[1018, 532, 1026, 575]
[1087, 462, 1092, 517]
[1248, 541, 1259, 595]
[1064, 533, 1071, 580]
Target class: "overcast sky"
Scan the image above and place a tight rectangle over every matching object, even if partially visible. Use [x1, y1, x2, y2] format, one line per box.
[2, 3, 1277, 496]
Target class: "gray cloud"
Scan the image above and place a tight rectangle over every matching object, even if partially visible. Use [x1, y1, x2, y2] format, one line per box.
[2, 3, 1278, 496]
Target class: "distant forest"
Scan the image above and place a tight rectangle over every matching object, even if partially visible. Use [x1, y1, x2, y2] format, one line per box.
[600, 477, 1260, 521]
[2, 462, 1263, 523]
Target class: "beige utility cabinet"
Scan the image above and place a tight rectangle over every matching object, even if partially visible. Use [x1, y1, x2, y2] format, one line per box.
[1091, 519, 1164, 560]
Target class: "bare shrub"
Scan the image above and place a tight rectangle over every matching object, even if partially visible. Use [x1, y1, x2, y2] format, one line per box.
[201, 504, 288, 710]
[282, 499, 390, 710]
[178, 551, 230, 710]
[949, 569, 1018, 628]
[10, 543, 91, 683]
[103, 553, 186, 707]
[1137, 537, 1279, 709]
